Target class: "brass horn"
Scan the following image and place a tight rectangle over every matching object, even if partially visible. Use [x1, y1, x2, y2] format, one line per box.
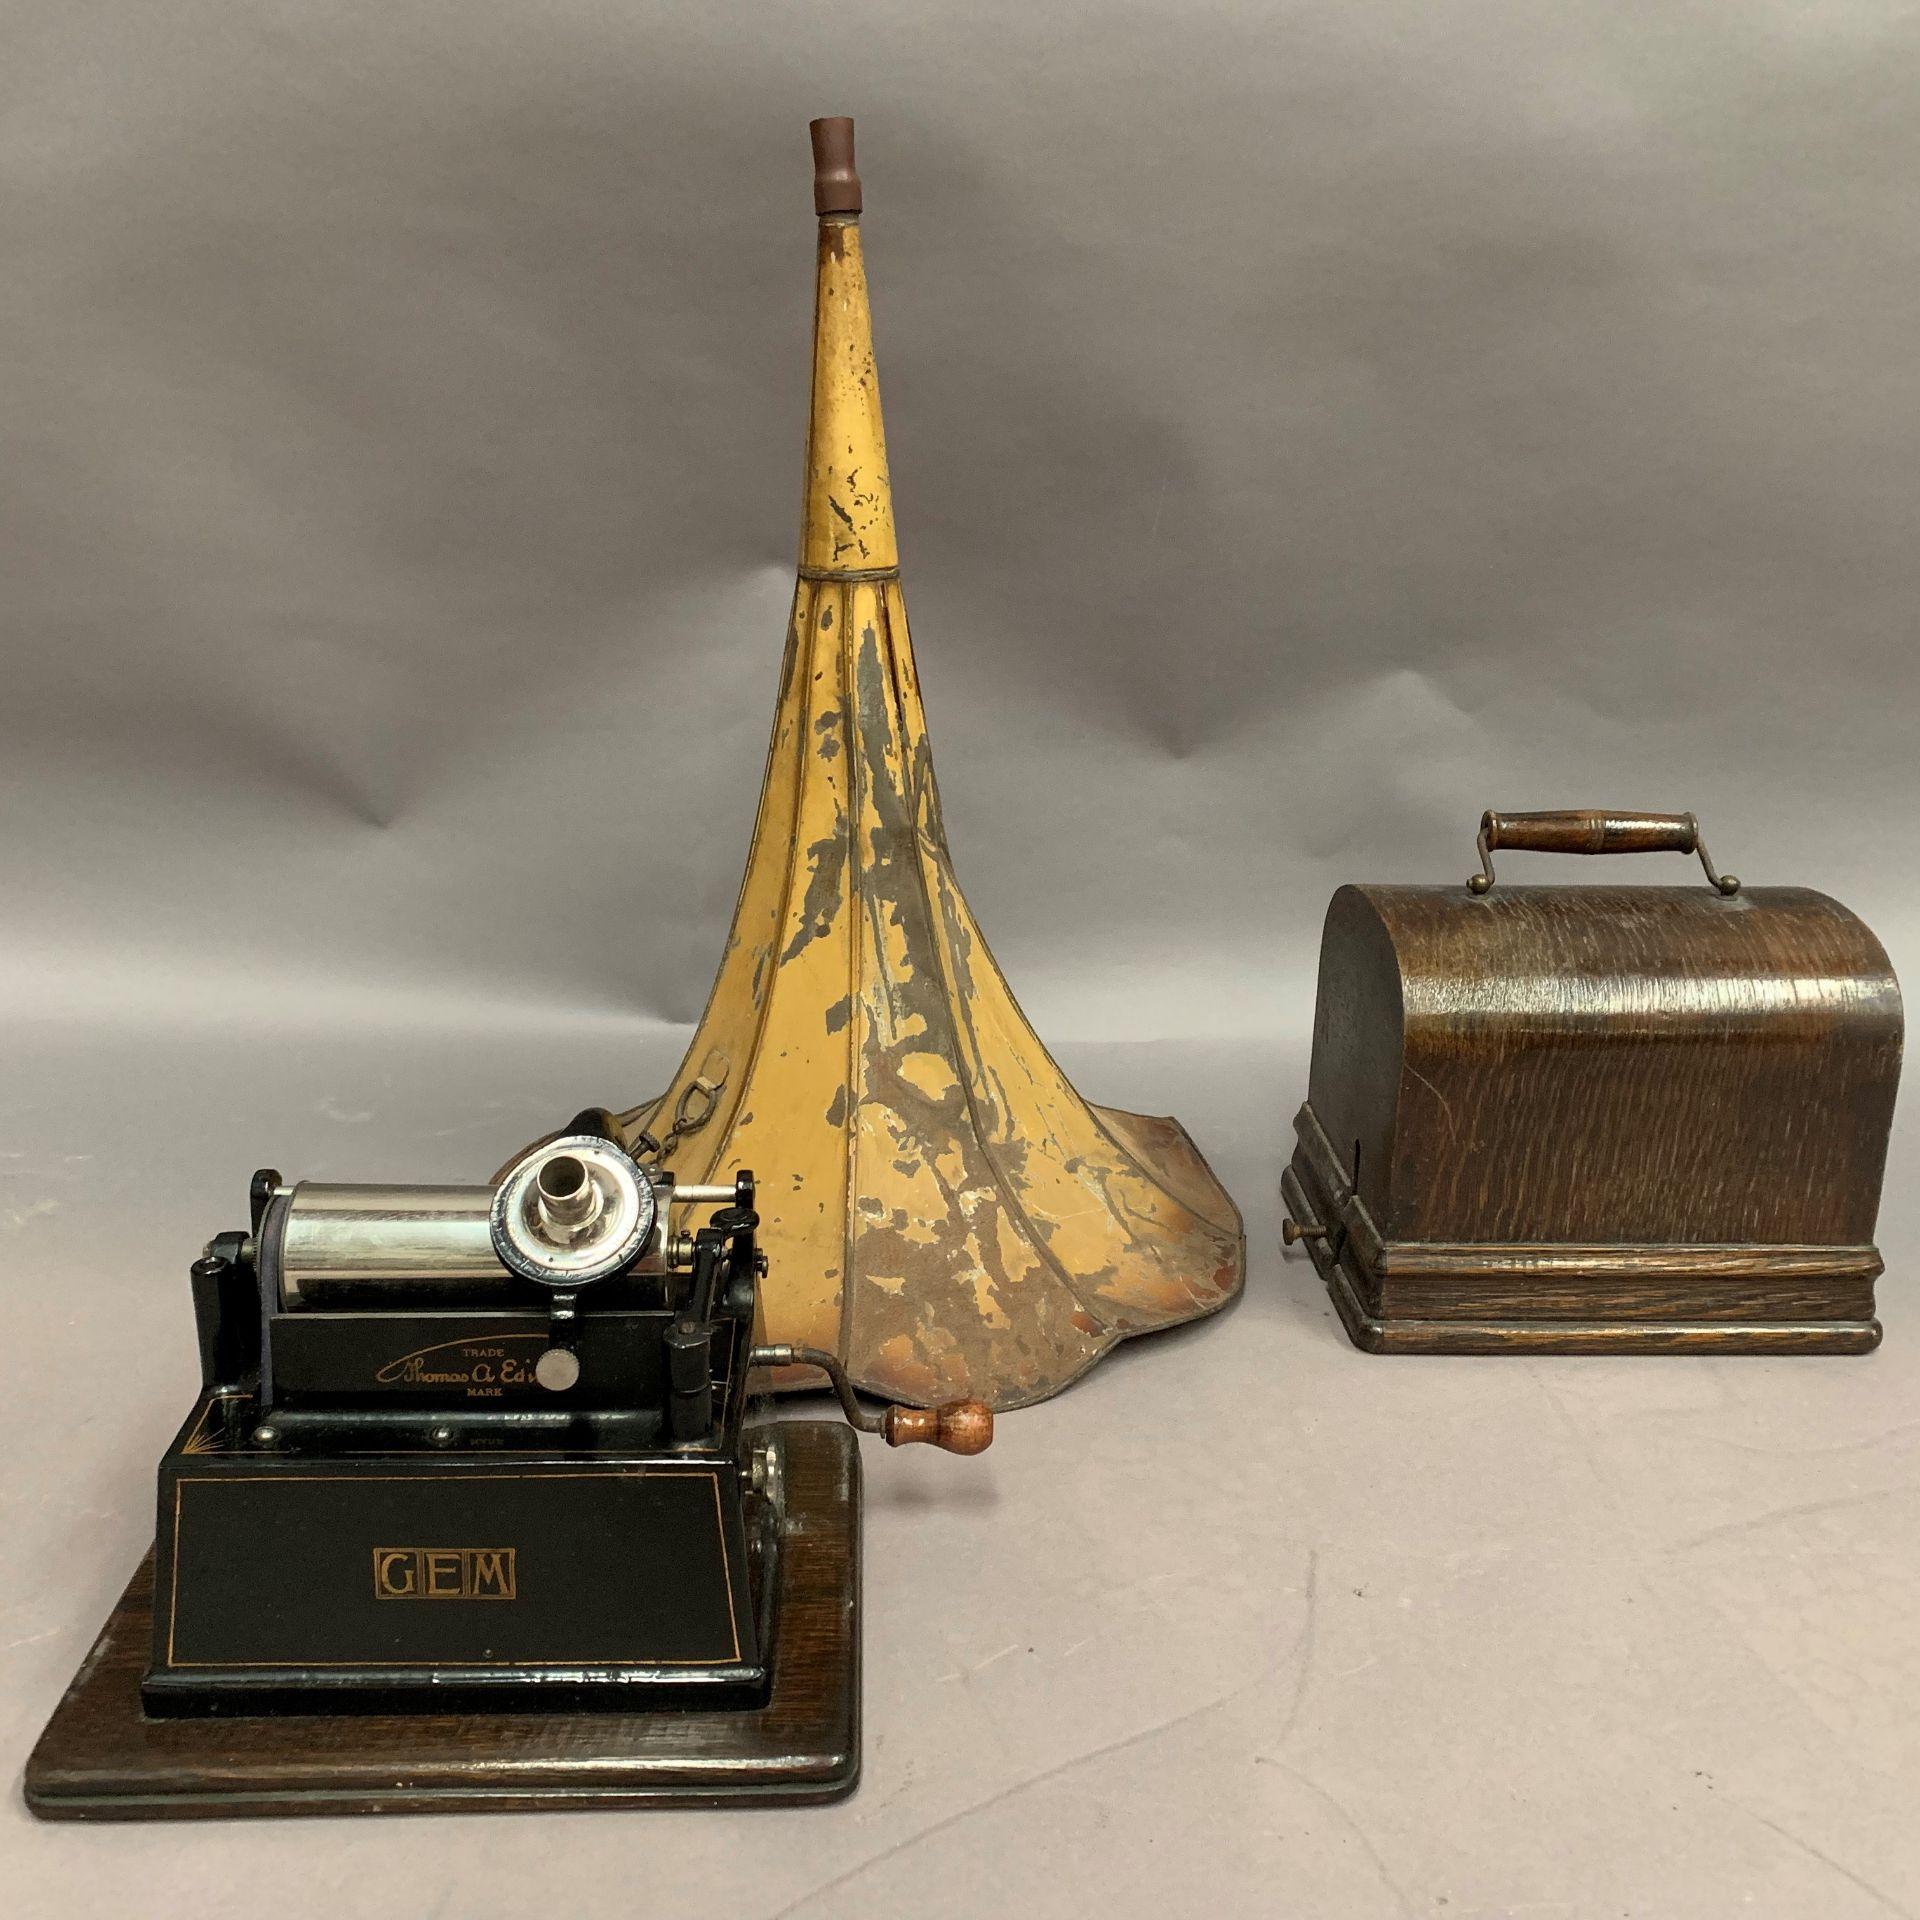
[526, 118, 1245, 1411]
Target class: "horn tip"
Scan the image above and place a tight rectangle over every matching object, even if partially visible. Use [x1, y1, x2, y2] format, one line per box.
[809, 116, 862, 215]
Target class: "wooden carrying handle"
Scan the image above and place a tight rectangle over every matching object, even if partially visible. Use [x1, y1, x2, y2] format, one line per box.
[1484, 809, 1696, 856]
[1469, 810, 1739, 895]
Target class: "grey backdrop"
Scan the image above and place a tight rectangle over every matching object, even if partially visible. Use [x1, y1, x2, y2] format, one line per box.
[6, 3, 1918, 1914]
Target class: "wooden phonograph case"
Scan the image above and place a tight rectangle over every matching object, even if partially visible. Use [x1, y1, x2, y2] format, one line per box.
[1282, 810, 1902, 1354]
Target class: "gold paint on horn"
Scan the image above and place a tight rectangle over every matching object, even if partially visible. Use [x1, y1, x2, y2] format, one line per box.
[567, 121, 1245, 1410]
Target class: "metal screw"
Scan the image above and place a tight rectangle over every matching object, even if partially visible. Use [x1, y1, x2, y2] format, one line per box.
[429, 1425, 455, 1448]
[1281, 1218, 1327, 1247]
[251, 1424, 280, 1448]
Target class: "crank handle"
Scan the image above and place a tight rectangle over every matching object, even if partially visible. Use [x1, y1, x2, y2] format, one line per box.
[749, 1344, 994, 1455]
[879, 1400, 995, 1454]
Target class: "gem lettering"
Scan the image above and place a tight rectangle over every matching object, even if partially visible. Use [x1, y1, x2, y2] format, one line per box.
[372, 1546, 518, 1600]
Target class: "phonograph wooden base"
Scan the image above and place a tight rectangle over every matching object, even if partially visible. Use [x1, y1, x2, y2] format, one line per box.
[25, 1423, 860, 1820]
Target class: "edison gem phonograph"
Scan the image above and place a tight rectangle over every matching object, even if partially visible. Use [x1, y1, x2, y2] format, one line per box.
[27, 1113, 989, 1815]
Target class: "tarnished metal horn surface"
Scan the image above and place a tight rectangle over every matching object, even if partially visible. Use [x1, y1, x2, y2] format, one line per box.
[508, 118, 1246, 1412]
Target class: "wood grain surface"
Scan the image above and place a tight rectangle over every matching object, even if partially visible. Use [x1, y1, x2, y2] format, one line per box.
[1286, 882, 1901, 1354]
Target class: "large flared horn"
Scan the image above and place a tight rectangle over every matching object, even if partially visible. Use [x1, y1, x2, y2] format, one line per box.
[585, 118, 1246, 1410]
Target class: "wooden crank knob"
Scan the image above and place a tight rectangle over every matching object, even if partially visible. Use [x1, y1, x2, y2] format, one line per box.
[881, 1400, 994, 1454]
